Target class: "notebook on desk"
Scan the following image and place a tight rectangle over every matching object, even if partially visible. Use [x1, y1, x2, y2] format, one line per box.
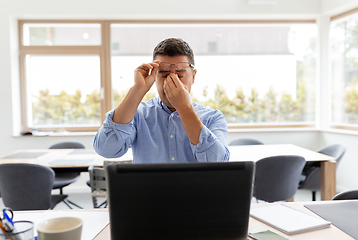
[106, 161, 255, 240]
[250, 204, 331, 235]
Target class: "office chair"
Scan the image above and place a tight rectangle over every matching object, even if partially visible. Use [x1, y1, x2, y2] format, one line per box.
[254, 155, 306, 203]
[88, 165, 107, 208]
[49, 141, 85, 209]
[332, 189, 358, 200]
[299, 144, 346, 201]
[88, 160, 132, 208]
[229, 138, 264, 146]
[0, 163, 67, 211]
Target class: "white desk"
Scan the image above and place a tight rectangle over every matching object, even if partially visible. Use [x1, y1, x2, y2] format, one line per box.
[92, 201, 354, 240]
[228, 144, 336, 200]
[0, 144, 336, 200]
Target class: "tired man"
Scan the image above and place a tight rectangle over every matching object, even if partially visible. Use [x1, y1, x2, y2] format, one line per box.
[94, 38, 230, 163]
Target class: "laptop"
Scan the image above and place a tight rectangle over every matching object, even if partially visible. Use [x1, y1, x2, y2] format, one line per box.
[106, 161, 255, 240]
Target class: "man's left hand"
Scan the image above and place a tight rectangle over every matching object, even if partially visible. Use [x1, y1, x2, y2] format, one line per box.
[163, 73, 192, 111]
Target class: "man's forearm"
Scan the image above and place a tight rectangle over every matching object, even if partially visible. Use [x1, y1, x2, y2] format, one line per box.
[177, 106, 203, 145]
[112, 85, 146, 124]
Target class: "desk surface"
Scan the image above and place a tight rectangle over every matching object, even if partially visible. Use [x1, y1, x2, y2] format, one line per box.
[0, 144, 336, 200]
[228, 144, 335, 162]
[0, 144, 335, 167]
[0, 148, 133, 169]
[92, 201, 354, 240]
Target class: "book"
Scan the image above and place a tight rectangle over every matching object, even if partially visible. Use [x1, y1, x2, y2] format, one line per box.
[250, 204, 331, 235]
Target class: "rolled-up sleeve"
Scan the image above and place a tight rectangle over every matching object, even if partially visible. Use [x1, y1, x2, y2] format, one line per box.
[93, 110, 136, 158]
[190, 112, 230, 162]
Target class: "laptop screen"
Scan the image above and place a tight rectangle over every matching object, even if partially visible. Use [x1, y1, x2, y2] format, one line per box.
[106, 161, 254, 240]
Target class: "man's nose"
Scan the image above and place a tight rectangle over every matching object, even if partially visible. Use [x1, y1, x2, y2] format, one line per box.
[169, 64, 176, 73]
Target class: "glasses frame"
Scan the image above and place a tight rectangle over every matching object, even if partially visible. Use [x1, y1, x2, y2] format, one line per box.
[158, 62, 195, 73]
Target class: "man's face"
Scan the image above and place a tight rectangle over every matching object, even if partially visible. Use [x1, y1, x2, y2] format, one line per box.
[155, 55, 197, 110]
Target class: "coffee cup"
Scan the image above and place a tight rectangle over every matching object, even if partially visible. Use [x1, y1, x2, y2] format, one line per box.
[36, 217, 83, 240]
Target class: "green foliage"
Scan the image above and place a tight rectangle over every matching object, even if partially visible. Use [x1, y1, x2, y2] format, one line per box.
[32, 80, 317, 126]
[33, 88, 157, 126]
[32, 89, 100, 125]
[345, 81, 358, 123]
[194, 79, 314, 124]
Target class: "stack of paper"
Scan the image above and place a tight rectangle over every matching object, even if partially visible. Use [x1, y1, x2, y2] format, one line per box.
[250, 204, 331, 235]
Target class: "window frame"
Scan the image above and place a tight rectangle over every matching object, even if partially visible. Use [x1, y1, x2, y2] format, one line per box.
[329, 8, 358, 132]
[18, 19, 317, 133]
[18, 20, 112, 132]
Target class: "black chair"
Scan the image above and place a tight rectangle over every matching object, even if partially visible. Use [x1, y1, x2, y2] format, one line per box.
[229, 138, 264, 146]
[254, 155, 306, 202]
[0, 163, 67, 211]
[299, 144, 346, 201]
[332, 190, 358, 200]
[50, 141, 85, 209]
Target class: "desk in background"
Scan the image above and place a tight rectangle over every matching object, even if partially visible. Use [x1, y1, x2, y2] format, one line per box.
[228, 144, 336, 200]
[0, 144, 336, 199]
[0, 148, 133, 172]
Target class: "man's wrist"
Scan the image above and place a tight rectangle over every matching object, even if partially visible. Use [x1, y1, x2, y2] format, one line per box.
[176, 103, 195, 116]
[131, 84, 149, 98]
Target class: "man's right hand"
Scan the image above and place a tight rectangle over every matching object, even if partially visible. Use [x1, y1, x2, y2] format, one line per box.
[134, 60, 160, 93]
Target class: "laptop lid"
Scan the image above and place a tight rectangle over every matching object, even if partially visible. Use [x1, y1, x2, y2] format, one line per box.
[106, 161, 255, 240]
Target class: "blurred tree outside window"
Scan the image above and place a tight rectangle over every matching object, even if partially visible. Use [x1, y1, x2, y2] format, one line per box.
[331, 13, 358, 126]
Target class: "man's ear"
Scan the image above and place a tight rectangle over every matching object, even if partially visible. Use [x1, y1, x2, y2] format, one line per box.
[192, 69, 197, 85]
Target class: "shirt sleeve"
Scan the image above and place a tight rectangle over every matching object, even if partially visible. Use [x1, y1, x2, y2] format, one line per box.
[190, 111, 230, 162]
[93, 109, 136, 158]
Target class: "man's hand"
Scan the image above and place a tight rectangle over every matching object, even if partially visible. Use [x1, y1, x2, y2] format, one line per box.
[112, 60, 159, 125]
[134, 60, 160, 93]
[163, 73, 192, 111]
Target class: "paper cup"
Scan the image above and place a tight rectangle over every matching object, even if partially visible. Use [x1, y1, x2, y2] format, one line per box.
[37, 217, 82, 240]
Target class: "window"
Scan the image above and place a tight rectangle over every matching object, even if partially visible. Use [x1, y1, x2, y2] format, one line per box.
[331, 12, 358, 130]
[19, 20, 317, 133]
[19, 21, 109, 132]
[111, 22, 317, 127]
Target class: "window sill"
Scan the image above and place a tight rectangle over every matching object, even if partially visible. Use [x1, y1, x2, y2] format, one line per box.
[228, 127, 319, 133]
[13, 131, 97, 137]
[320, 128, 358, 136]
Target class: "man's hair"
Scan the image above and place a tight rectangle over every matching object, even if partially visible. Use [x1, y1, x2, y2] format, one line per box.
[153, 38, 195, 65]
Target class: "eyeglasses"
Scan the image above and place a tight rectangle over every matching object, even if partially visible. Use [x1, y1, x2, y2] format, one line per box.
[158, 62, 195, 77]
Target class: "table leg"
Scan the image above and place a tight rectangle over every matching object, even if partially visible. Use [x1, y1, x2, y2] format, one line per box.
[285, 196, 294, 202]
[320, 161, 336, 200]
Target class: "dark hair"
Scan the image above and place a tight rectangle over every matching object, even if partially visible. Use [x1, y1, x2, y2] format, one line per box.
[153, 38, 195, 65]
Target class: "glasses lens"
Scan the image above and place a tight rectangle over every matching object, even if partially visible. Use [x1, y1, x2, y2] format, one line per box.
[175, 62, 191, 71]
[158, 63, 170, 72]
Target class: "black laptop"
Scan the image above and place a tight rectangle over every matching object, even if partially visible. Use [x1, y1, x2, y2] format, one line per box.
[106, 161, 255, 240]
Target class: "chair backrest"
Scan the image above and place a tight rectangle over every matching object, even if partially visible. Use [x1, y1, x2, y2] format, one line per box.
[229, 138, 264, 146]
[88, 165, 107, 191]
[254, 155, 306, 202]
[317, 144, 346, 166]
[49, 141, 85, 149]
[88, 160, 133, 192]
[0, 163, 55, 210]
[332, 190, 358, 200]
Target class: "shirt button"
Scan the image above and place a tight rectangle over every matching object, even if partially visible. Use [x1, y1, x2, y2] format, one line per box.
[171, 113, 174, 117]
[170, 135, 173, 138]
[171, 157, 175, 160]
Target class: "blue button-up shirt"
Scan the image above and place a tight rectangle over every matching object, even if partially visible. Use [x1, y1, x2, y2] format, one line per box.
[93, 97, 230, 163]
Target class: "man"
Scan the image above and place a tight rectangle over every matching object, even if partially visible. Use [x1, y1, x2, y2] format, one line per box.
[94, 38, 230, 163]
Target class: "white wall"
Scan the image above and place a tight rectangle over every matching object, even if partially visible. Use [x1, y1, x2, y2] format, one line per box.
[1, 0, 358, 194]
